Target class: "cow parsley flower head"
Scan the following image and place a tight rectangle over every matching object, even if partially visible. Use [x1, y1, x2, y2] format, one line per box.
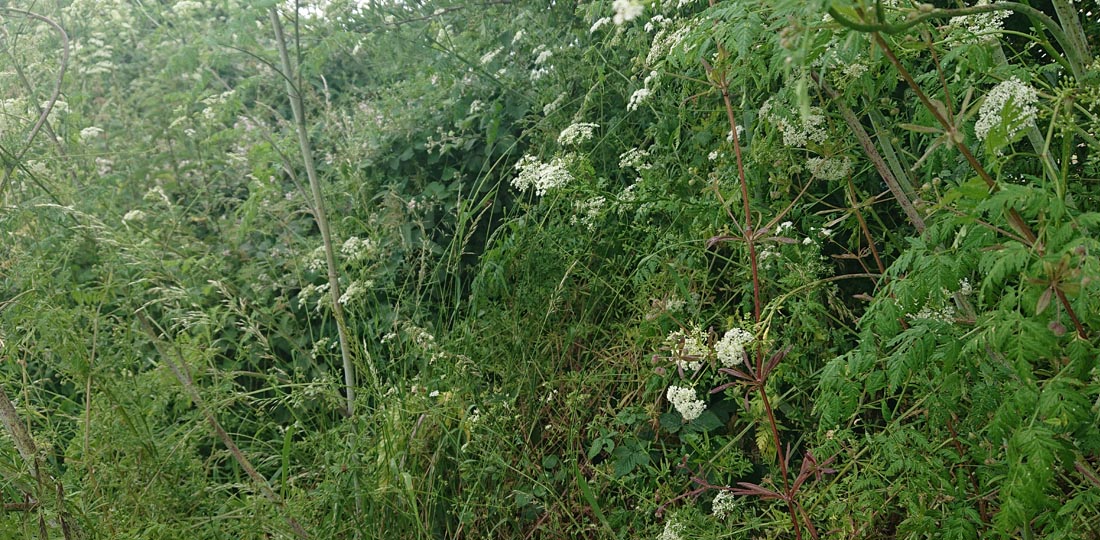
[666, 385, 706, 421]
[512, 154, 573, 195]
[612, 0, 644, 25]
[557, 122, 599, 146]
[975, 77, 1038, 143]
[715, 327, 753, 367]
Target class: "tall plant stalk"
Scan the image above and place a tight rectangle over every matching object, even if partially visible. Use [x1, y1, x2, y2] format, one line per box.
[270, 8, 356, 416]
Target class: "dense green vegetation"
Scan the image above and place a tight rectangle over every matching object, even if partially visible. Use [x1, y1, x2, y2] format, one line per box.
[2, 0, 1100, 538]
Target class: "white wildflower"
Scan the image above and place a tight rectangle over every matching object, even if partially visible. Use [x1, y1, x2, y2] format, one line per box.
[79, 126, 103, 141]
[760, 99, 828, 147]
[975, 77, 1038, 143]
[708, 150, 720, 161]
[122, 209, 145, 222]
[590, 16, 612, 33]
[612, 0, 644, 25]
[646, 25, 690, 66]
[543, 93, 567, 116]
[949, 0, 1009, 44]
[726, 125, 744, 142]
[619, 147, 652, 170]
[341, 236, 374, 262]
[806, 156, 853, 181]
[712, 490, 738, 519]
[338, 280, 370, 305]
[557, 122, 599, 146]
[533, 46, 553, 65]
[480, 47, 503, 65]
[512, 154, 573, 195]
[306, 246, 327, 272]
[627, 87, 651, 111]
[645, 15, 667, 33]
[667, 327, 708, 371]
[715, 327, 753, 368]
[666, 386, 706, 421]
[570, 196, 606, 230]
[172, 1, 204, 16]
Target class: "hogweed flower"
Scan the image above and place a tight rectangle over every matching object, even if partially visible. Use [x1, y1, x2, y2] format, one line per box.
[666, 385, 706, 421]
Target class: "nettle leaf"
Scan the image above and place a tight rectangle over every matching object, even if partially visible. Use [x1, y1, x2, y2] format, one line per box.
[611, 440, 650, 478]
[685, 410, 723, 433]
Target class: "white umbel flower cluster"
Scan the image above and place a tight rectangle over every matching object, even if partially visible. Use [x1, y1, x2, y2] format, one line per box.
[715, 327, 753, 367]
[806, 156, 853, 181]
[557, 122, 599, 146]
[667, 326, 709, 371]
[949, 0, 1009, 44]
[712, 490, 738, 519]
[759, 98, 828, 148]
[666, 385, 706, 421]
[975, 77, 1039, 143]
[619, 147, 653, 170]
[612, 0, 644, 25]
[512, 155, 573, 195]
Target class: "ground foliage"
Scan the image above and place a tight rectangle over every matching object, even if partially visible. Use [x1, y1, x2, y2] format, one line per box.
[1, 0, 1099, 538]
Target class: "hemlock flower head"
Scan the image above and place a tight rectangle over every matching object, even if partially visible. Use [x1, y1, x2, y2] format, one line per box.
[512, 154, 573, 195]
[949, 0, 1009, 44]
[590, 16, 612, 33]
[975, 77, 1038, 143]
[627, 87, 651, 111]
[612, 0, 644, 25]
[806, 156, 852, 181]
[80, 126, 103, 141]
[716, 327, 753, 367]
[666, 385, 706, 421]
[341, 236, 374, 262]
[658, 518, 685, 540]
[619, 147, 652, 170]
[712, 490, 737, 519]
[557, 122, 599, 146]
[122, 209, 145, 222]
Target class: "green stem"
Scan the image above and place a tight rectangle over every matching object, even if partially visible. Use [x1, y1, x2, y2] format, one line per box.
[270, 8, 356, 417]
